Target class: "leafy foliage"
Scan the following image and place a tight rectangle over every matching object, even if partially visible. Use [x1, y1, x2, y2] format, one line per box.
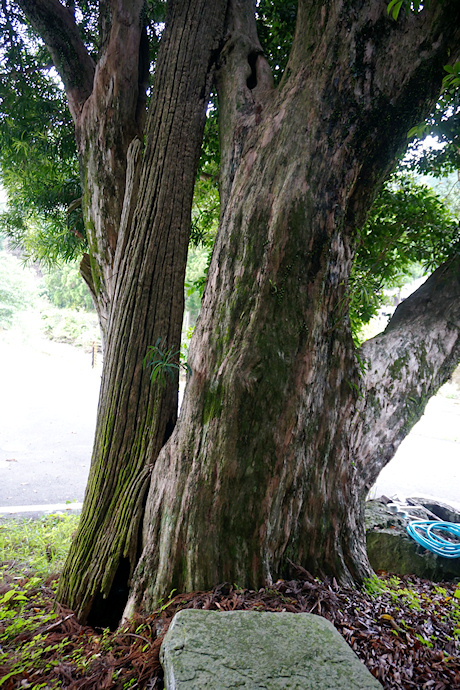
[190, 156, 220, 248]
[42, 261, 95, 311]
[0, 248, 36, 327]
[443, 61, 460, 93]
[0, 0, 167, 267]
[387, 0, 427, 21]
[256, 0, 297, 84]
[40, 306, 100, 349]
[0, 2, 85, 264]
[349, 176, 459, 340]
[185, 245, 212, 321]
[143, 337, 191, 386]
[405, 93, 460, 178]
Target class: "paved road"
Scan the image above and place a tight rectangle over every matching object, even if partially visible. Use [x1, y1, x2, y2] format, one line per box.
[0, 332, 100, 511]
[0, 330, 459, 515]
[371, 394, 460, 511]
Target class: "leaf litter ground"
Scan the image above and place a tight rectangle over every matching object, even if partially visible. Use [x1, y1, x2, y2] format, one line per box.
[1, 566, 459, 689]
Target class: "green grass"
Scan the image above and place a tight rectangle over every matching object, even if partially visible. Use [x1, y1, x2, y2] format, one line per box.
[0, 514, 80, 685]
[0, 513, 79, 579]
[0, 513, 162, 689]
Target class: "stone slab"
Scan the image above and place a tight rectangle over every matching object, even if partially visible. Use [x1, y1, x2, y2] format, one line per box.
[160, 609, 382, 689]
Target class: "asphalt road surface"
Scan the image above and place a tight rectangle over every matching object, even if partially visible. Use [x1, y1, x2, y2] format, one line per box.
[1, 330, 459, 516]
[0, 331, 100, 513]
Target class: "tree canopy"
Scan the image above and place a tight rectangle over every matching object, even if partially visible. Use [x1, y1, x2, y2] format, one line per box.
[0, 1, 458, 335]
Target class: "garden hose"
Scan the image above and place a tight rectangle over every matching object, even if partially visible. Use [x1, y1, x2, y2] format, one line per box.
[406, 520, 460, 558]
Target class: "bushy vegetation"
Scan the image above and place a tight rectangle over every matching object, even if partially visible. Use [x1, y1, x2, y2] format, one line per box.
[0, 236, 100, 349]
[40, 307, 100, 350]
[0, 249, 36, 328]
[41, 261, 95, 312]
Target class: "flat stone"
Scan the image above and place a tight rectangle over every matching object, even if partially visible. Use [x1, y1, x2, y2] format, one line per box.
[160, 609, 382, 689]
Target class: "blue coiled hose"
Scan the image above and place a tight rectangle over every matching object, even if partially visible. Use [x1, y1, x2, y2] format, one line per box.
[406, 520, 460, 558]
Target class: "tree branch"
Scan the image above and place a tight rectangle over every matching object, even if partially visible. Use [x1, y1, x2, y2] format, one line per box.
[287, 0, 460, 230]
[216, 0, 274, 207]
[16, 0, 95, 120]
[354, 255, 460, 491]
[89, 0, 146, 131]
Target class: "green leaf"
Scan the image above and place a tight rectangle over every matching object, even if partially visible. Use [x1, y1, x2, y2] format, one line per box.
[387, 0, 404, 20]
[0, 671, 21, 686]
[0, 589, 27, 604]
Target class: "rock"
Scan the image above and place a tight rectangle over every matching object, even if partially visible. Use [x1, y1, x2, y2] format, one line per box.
[365, 499, 460, 581]
[160, 609, 382, 689]
[406, 497, 460, 524]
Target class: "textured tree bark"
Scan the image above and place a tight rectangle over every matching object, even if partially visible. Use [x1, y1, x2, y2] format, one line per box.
[16, 0, 146, 337]
[17, 0, 460, 627]
[18, 0, 228, 625]
[354, 256, 460, 493]
[54, 0, 228, 625]
[126, 0, 460, 613]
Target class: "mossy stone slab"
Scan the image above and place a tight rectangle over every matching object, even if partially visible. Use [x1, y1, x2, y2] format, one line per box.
[160, 609, 382, 689]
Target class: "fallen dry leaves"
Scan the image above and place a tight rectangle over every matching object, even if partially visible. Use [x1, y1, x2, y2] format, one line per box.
[0, 568, 459, 689]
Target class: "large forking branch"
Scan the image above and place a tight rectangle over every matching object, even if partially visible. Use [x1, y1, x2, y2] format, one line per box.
[16, 0, 95, 120]
[291, 0, 460, 203]
[354, 254, 460, 492]
[17, 0, 148, 335]
[17, 0, 146, 124]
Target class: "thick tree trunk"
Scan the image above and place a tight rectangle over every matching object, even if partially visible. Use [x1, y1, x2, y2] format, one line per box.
[18, 0, 460, 627]
[18, 0, 228, 625]
[55, 0, 228, 625]
[126, 0, 460, 613]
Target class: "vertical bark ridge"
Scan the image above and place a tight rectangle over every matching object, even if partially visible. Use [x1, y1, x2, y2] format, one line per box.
[75, 0, 147, 335]
[57, 0, 229, 624]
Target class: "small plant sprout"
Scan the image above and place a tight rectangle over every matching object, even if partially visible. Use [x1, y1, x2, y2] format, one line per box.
[143, 337, 192, 386]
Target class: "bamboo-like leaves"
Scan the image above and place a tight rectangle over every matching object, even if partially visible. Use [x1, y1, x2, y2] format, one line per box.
[143, 338, 192, 387]
[387, 0, 427, 21]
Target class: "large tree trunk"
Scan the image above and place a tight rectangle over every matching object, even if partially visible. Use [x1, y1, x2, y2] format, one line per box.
[126, 0, 460, 614]
[54, 0, 228, 626]
[18, 0, 228, 626]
